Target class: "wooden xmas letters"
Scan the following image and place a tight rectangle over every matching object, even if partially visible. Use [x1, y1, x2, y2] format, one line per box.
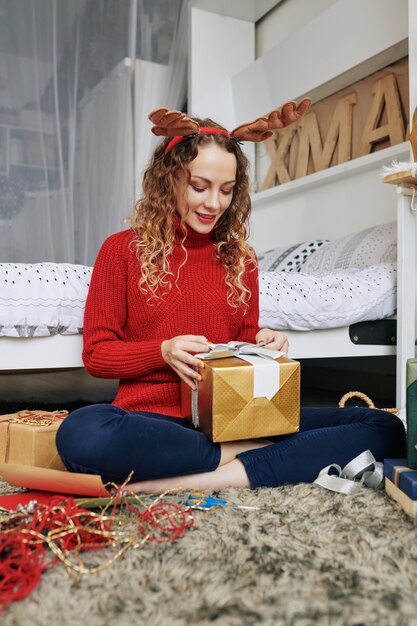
[261, 57, 409, 190]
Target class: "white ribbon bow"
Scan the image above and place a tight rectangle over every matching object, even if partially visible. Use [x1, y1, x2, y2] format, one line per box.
[196, 341, 283, 401]
[197, 341, 283, 361]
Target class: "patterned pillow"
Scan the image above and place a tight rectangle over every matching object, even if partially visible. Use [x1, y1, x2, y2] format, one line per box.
[257, 240, 330, 272]
[302, 221, 396, 275]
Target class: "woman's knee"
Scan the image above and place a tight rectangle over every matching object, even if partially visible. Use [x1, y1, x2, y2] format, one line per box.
[362, 407, 404, 430]
[56, 403, 121, 465]
[381, 410, 406, 448]
[363, 409, 406, 456]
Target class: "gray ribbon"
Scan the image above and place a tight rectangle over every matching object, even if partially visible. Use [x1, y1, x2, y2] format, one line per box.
[313, 449, 384, 494]
[191, 380, 199, 428]
[200, 341, 282, 361]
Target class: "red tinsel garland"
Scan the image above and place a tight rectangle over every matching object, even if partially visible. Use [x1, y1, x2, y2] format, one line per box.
[0, 493, 194, 612]
[0, 531, 46, 610]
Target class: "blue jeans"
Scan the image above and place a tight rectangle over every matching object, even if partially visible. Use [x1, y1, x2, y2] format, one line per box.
[56, 403, 406, 488]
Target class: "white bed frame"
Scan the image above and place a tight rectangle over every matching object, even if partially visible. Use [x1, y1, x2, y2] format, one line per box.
[0, 334, 84, 370]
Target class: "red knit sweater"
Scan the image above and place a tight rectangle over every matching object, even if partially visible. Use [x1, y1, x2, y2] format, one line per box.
[82, 226, 260, 417]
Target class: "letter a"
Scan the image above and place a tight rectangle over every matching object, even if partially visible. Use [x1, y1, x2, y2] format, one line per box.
[359, 74, 405, 155]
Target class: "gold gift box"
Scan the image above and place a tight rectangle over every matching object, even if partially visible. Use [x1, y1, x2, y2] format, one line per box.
[0, 410, 68, 471]
[181, 355, 300, 442]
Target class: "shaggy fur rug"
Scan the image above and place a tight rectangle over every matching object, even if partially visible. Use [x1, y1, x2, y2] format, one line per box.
[1, 479, 417, 626]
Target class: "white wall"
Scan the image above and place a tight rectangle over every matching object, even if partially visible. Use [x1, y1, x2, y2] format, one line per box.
[234, 0, 408, 119]
[188, 7, 254, 130]
[256, 0, 337, 57]
[188, 7, 256, 173]
[242, 0, 410, 250]
[134, 59, 170, 195]
[249, 145, 407, 252]
[190, 0, 278, 23]
[189, 0, 412, 252]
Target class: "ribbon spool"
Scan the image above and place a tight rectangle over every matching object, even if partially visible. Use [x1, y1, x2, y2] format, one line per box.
[313, 449, 385, 494]
[339, 391, 399, 415]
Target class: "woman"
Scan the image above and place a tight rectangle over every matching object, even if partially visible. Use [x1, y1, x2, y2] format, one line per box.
[56, 109, 405, 492]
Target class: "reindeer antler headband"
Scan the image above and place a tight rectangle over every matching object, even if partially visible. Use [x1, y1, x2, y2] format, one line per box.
[148, 98, 312, 155]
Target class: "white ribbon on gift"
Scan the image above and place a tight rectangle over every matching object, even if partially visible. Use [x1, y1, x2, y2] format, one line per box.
[313, 449, 384, 495]
[195, 341, 283, 400]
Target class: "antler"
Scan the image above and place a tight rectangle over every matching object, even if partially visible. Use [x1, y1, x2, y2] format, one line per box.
[231, 98, 312, 142]
[148, 107, 199, 137]
[149, 99, 312, 145]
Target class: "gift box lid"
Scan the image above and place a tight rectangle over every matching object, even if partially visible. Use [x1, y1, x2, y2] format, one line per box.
[384, 458, 417, 500]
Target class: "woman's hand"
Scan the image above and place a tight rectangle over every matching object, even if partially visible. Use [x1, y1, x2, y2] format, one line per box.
[255, 328, 289, 355]
[161, 335, 210, 389]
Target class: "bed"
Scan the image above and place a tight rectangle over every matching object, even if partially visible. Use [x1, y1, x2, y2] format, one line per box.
[0, 263, 88, 370]
[250, 163, 417, 412]
[0, 206, 415, 412]
[257, 221, 398, 356]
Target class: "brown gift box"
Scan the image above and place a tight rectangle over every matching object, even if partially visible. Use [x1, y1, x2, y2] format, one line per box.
[0, 410, 68, 471]
[181, 353, 300, 442]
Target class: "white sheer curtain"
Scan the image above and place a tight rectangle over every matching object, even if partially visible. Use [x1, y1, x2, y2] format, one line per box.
[76, 60, 134, 266]
[0, 0, 188, 265]
[134, 0, 189, 194]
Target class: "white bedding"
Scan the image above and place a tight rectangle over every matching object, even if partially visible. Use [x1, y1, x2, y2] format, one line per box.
[0, 263, 91, 337]
[257, 221, 398, 330]
[259, 263, 397, 331]
[0, 259, 397, 337]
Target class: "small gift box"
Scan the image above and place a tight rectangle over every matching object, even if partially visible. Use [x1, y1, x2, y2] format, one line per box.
[407, 358, 417, 469]
[384, 458, 417, 518]
[0, 409, 68, 471]
[181, 342, 300, 442]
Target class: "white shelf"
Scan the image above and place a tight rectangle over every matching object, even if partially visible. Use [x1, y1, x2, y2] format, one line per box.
[252, 142, 410, 209]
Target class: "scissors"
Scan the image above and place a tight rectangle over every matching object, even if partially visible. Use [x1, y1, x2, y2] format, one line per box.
[184, 493, 259, 511]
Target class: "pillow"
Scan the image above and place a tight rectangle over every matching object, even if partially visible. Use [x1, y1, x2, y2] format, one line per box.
[259, 263, 397, 331]
[257, 239, 329, 272]
[302, 221, 396, 275]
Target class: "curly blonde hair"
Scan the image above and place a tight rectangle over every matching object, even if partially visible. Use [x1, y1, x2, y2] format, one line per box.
[129, 117, 256, 310]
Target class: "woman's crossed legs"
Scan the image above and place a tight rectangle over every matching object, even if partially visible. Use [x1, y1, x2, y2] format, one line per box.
[56, 403, 406, 493]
